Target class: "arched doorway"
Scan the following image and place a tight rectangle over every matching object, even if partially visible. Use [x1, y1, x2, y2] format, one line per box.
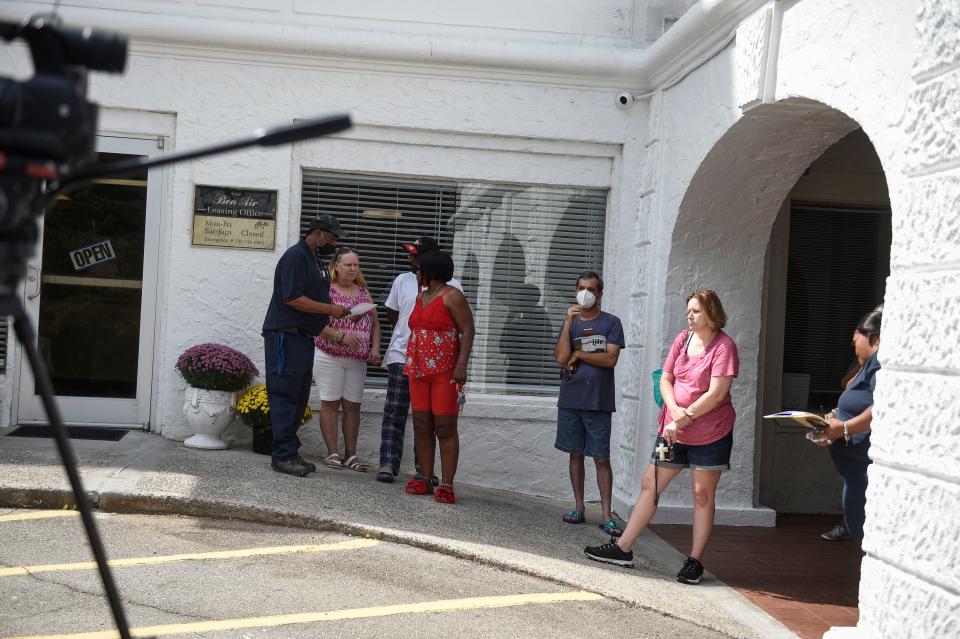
[658, 98, 863, 512]
[759, 128, 890, 516]
[653, 98, 891, 635]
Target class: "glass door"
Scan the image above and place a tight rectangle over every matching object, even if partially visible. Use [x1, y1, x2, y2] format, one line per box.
[17, 135, 162, 427]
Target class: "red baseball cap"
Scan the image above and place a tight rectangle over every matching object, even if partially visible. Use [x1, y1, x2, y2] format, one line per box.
[401, 236, 439, 255]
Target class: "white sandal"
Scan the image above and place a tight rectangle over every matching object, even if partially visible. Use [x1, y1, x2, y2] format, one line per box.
[322, 453, 344, 469]
[342, 455, 369, 472]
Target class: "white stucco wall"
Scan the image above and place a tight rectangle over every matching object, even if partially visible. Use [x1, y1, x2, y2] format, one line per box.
[608, 0, 959, 635]
[853, 1, 960, 636]
[610, 0, 915, 529]
[0, 0, 653, 503]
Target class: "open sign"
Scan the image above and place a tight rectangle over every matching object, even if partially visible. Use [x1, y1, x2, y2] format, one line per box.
[69, 240, 116, 271]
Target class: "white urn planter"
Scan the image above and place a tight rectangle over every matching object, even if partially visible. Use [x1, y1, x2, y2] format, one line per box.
[182, 386, 236, 450]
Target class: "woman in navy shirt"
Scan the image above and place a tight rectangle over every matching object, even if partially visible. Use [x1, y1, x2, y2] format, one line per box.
[816, 308, 882, 544]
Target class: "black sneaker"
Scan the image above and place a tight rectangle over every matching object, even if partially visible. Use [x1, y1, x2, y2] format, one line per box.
[676, 556, 704, 584]
[293, 455, 317, 473]
[272, 457, 312, 477]
[584, 541, 634, 568]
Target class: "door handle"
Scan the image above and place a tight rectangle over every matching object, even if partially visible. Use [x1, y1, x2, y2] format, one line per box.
[26, 265, 41, 299]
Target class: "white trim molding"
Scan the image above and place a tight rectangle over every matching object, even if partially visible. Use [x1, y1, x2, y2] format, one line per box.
[1, 0, 768, 88]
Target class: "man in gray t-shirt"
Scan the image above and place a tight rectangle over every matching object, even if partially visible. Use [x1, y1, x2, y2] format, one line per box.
[554, 271, 625, 537]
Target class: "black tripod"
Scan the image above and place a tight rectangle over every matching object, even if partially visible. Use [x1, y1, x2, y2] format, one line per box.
[0, 290, 138, 636]
[0, 114, 352, 639]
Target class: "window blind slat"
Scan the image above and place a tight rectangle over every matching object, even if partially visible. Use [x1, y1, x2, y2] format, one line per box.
[0, 317, 8, 373]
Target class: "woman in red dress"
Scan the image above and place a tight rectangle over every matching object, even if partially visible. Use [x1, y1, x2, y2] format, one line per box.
[403, 251, 475, 504]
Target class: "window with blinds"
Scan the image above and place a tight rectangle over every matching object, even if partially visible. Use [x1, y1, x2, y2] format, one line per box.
[0, 318, 7, 373]
[782, 202, 890, 411]
[301, 172, 608, 394]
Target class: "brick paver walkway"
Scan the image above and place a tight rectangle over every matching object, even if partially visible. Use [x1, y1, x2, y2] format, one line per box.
[651, 514, 862, 638]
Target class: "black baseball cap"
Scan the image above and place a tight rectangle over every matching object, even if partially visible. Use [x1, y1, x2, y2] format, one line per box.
[306, 213, 348, 239]
[402, 236, 439, 255]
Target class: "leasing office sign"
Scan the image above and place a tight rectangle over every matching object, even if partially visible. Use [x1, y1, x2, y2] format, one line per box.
[192, 184, 277, 250]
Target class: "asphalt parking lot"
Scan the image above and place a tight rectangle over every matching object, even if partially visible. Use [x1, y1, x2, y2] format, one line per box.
[0, 509, 729, 638]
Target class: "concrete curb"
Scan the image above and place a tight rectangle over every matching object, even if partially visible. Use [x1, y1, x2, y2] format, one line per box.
[0, 485, 763, 638]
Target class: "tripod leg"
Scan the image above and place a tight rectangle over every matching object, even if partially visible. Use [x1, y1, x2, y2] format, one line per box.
[7, 298, 134, 639]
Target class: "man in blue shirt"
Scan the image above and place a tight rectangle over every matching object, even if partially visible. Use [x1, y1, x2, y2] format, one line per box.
[262, 214, 349, 477]
[554, 270, 625, 536]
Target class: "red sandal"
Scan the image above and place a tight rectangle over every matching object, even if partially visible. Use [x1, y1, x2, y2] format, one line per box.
[435, 484, 456, 504]
[405, 475, 433, 495]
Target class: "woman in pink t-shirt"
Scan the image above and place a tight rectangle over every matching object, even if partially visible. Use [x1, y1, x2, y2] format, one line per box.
[585, 290, 739, 586]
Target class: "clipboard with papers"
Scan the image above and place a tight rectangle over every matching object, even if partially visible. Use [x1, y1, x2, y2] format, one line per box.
[762, 410, 830, 430]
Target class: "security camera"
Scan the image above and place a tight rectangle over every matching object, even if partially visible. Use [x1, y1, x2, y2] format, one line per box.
[616, 92, 635, 107]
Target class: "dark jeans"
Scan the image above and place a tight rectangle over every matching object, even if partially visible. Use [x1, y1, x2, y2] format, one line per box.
[264, 331, 315, 463]
[829, 433, 872, 544]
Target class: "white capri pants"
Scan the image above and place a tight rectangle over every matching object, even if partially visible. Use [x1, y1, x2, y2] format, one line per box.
[313, 349, 367, 403]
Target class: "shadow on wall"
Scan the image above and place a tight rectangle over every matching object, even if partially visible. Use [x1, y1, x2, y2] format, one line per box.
[489, 235, 552, 386]
[449, 186, 605, 390]
[459, 252, 479, 304]
[498, 282, 551, 386]
[544, 195, 605, 320]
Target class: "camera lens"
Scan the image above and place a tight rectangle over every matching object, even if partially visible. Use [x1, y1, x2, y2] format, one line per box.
[60, 25, 128, 73]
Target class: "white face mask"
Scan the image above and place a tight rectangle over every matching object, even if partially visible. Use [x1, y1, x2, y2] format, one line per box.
[576, 289, 597, 309]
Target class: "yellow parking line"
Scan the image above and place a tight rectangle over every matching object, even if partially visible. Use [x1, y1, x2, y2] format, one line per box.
[0, 538, 379, 577]
[0, 510, 79, 523]
[4, 590, 603, 639]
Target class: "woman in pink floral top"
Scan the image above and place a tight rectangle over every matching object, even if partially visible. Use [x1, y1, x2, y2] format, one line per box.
[403, 251, 474, 504]
[313, 248, 381, 472]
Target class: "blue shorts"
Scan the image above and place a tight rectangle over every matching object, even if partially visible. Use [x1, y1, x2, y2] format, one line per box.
[555, 408, 612, 459]
[649, 431, 733, 471]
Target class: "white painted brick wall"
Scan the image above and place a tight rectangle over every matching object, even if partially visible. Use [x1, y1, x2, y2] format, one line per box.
[863, 464, 960, 594]
[856, 1, 960, 635]
[734, 5, 772, 109]
[858, 555, 960, 638]
[872, 371, 960, 477]
[890, 170, 960, 267]
[615, 333, 646, 404]
[915, 0, 960, 79]
[903, 70, 960, 174]
[880, 271, 960, 371]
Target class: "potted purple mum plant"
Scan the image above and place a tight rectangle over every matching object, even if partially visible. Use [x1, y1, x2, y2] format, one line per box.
[176, 343, 258, 449]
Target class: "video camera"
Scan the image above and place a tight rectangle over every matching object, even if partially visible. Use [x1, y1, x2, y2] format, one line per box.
[0, 13, 350, 638]
[0, 14, 127, 291]
[0, 15, 126, 165]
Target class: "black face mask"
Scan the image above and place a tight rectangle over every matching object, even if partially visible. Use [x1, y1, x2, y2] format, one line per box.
[316, 242, 336, 258]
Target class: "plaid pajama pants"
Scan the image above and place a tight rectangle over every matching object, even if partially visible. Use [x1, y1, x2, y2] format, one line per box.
[378, 363, 411, 474]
